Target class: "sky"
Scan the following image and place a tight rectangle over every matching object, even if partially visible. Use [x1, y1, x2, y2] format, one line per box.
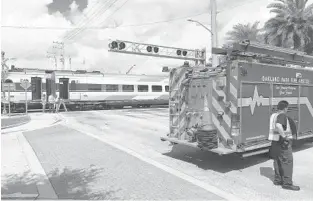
[1, 0, 313, 75]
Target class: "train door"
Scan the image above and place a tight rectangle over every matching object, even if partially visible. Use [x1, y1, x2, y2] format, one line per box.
[59, 78, 69, 99]
[45, 71, 56, 102]
[31, 77, 42, 100]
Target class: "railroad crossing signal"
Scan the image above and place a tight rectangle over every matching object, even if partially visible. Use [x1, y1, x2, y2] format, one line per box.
[108, 39, 206, 65]
[20, 79, 31, 90]
[2, 83, 15, 91]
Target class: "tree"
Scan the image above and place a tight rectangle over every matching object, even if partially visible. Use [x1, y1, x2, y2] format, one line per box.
[225, 21, 263, 44]
[263, 0, 313, 53]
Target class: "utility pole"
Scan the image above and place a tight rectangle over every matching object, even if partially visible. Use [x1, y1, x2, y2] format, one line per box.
[68, 57, 72, 70]
[210, 0, 219, 67]
[46, 51, 57, 70]
[53, 41, 65, 70]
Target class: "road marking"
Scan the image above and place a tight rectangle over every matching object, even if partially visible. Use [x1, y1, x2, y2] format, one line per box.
[62, 116, 242, 201]
[17, 132, 58, 199]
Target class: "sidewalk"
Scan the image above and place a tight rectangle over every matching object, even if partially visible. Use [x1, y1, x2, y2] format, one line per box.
[1, 113, 62, 200]
[1, 115, 31, 129]
[1, 113, 62, 134]
[1, 133, 39, 199]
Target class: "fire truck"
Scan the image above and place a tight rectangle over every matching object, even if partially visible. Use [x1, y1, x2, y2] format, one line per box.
[107, 39, 313, 157]
[160, 41, 313, 157]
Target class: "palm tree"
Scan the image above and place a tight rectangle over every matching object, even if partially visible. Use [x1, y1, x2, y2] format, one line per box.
[264, 0, 313, 53]
[225, 21, 263, 44]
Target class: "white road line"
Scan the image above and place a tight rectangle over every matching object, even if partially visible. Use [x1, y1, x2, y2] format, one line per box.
[62, 116, 242, 201]
[17, 132, 58, 199]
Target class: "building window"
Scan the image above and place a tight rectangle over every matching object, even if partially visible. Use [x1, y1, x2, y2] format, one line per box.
[138, 85, 148, 92]
[152, 85, 162, 92]
[104, 84, 119, 92]
[122, 85, 134, 92]
[165, 85, 169, 92]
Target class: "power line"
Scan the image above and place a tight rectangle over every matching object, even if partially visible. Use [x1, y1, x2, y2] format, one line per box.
[1, 0, 263, 30]
[1, 11, 209, 30]
[217, 0, 262, 13]
[64, 0, 114, 41]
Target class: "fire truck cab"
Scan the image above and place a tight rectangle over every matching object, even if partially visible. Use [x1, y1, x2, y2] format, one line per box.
[161, 41, 313, 157]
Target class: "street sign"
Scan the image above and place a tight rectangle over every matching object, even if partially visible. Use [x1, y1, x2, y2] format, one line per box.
[2, 83, 15, 91]
[20, 80, 31, 90]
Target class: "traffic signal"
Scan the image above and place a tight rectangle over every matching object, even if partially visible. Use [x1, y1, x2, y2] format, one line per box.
[146, 46, 159, 53]
[176, 49, 188, 56]
[109, 41, 126, 50]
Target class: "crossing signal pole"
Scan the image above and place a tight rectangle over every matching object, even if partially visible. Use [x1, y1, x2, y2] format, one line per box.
[108, 39, 206, 65]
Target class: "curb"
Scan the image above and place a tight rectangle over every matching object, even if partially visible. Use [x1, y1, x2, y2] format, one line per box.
[1, 193, 39, 200]
[1, 117, 31, 130]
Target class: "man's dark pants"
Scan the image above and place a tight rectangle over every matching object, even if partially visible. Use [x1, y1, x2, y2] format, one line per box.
[270, 140, 293, 186]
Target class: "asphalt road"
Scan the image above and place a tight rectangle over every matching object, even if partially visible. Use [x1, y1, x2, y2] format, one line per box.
[22, 124, 223, 200]
[61, 108, 313, 201]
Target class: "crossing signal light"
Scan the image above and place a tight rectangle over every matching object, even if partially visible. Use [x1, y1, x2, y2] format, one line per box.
[109, 41, 126, 50]
[147, 46, 152, 52]
[146, 46, 159, 53]
[176, 50, 188, 56]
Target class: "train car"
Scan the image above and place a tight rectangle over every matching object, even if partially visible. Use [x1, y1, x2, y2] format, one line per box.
[1, 68, 169, 112]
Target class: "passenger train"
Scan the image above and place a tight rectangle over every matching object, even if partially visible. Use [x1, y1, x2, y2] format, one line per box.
[1, 67, 169, 112]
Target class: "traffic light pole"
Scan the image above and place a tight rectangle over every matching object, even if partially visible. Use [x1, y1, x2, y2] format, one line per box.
[210, 0, 219, 68]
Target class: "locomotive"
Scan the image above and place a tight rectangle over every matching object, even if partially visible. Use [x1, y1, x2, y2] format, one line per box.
[1, 67, 169, 112]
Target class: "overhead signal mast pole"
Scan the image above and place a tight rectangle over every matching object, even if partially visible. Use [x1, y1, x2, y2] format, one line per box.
[108, 39, 206, 66]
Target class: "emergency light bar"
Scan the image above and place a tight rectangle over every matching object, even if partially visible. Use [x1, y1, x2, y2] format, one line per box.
[213, 40, 313, 67]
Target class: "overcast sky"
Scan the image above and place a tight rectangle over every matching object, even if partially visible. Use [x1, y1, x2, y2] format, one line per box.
[1, 0, 313, 75]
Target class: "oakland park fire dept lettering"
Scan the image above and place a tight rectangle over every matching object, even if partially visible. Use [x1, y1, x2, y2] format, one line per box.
[261, 76, 310, 84]
[275, 85, 297, 96]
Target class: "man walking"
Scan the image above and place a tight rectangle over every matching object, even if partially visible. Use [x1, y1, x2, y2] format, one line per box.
[268, 100, 300, 191]
[48, 94, 55, 113]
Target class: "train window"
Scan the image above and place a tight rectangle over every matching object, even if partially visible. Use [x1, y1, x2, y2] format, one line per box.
[104, 84, 119, 92]
[88, 84, 101, 91]
[165, 85, 169, 92]
[152, 85, 162, 92]
[138, 85, 148, 92]
[75, 84, 88, 91]
[122, 85, 134, 92]
[70, 80, 76, 91]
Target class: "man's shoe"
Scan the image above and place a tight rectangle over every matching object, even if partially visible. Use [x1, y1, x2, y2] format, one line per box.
[273, 181, 282, 186]
[282, 185, 300, 191]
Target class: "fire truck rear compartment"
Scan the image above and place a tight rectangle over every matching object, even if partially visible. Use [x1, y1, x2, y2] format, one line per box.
[166, 67, 234, 153]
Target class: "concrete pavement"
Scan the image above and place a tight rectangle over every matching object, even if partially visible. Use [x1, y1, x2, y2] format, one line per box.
[21, 124, 223, 200]
[61, 109, 313, 201]
[1, 112, 228, 200]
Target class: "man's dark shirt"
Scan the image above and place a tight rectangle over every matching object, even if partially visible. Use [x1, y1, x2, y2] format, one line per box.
[276, 113, 288, 131]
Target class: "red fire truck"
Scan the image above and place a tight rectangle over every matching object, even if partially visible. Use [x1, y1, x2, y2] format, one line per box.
[161, 41, 313, 157]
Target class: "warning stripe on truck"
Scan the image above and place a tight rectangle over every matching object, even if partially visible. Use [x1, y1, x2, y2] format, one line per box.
[211, 74, 238, 150]
[169, 67, 190, 137]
